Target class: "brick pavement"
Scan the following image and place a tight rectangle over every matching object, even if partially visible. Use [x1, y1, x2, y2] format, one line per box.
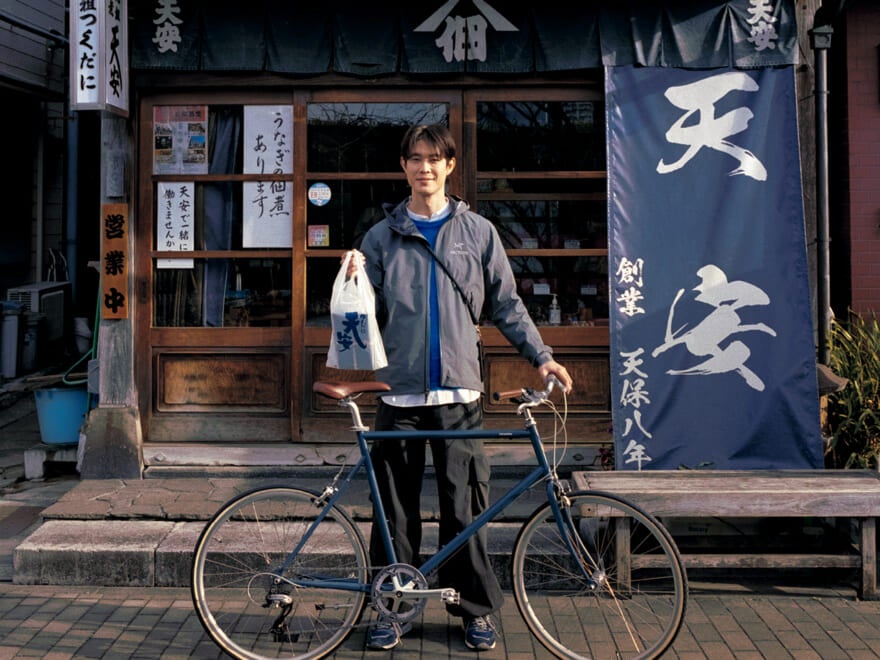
[3, 387, 880, 658]
[0, 581, 879, 659]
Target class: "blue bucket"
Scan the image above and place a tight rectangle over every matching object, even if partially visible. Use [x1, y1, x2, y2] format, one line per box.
[34, 387, 90, 446]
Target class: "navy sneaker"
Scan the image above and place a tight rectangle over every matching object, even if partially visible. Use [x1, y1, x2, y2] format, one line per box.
[366, 619, 411, 651]
[463, 615, 497, 651]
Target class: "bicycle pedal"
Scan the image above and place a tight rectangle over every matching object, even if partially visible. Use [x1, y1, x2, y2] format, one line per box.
[440, 588, 460, 605]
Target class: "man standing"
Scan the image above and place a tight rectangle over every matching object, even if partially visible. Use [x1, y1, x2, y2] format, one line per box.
[353, 123, 572, 651]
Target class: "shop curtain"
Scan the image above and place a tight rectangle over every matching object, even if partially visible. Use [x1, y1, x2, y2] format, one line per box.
[130, 1, 798, 74]
[203, 111, 240, 327]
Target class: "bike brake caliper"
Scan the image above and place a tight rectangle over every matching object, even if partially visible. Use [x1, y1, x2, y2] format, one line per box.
[312, 483, 338, 508]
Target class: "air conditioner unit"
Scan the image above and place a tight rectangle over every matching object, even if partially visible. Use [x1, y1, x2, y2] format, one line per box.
[7, 282, 71, 343]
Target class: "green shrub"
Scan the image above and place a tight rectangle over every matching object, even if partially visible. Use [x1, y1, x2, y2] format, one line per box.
[824, 312, 880, 469]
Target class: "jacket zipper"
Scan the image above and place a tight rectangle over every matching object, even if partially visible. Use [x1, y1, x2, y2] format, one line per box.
[413, 233, 432, 403]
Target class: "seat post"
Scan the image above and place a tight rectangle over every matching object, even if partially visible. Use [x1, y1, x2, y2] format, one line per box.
[340, 397, 369, 431]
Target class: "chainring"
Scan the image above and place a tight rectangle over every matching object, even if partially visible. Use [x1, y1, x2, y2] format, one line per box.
[370, 563, 428, 623]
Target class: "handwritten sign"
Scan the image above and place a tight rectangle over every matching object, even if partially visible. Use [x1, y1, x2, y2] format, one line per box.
[243, 182, 292, 248]
[156, 182, 195, 269]
[243, 106, 293, 174]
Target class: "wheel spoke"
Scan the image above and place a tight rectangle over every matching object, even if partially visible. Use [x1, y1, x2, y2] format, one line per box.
[512, 492, 687, 660]
[192, 487, 368, 659]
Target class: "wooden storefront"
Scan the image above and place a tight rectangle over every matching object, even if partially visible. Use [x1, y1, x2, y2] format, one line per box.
[136, 83, 613, 463]
[75, 0, 814, 474]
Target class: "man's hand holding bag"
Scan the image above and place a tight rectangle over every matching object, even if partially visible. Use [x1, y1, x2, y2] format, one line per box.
[326, 251, 388, 371]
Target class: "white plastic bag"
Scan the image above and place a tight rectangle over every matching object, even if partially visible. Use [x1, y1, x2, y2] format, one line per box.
[326, 252, 388, 370]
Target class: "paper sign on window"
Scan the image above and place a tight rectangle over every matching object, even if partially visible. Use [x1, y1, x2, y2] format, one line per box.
[153, 106, 209, 175]
[157, 182, 195, 269]
[244, 106, 293, 174]
[308, 225, 330, 247]
[243, 182, 293, 248]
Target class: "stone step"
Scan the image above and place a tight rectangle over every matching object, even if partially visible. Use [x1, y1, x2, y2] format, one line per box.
[38, 473, 555, 523]
[14, 473, 566, 586]
[14, 519, 527, 588]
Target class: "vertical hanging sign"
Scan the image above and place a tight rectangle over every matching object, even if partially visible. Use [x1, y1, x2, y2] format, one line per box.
[606, 64, 822, 470]
[70, 0, 129, 116]
[101, 203, 129, 320]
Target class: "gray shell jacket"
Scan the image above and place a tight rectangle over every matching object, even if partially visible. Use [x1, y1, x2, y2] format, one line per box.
[359, 196, 553, 397]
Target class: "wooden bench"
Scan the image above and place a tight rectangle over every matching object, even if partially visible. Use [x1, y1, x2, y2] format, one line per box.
[571, 469, 880, 600]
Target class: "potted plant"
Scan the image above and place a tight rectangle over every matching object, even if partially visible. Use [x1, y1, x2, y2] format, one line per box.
[824, 311, 880, 470]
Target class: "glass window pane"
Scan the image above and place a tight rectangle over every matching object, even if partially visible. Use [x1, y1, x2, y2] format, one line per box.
[507, 256, 609, 327]
[306, 179, 410, 249]
[478, 199, 607, 249]
[307, 103, 448, 172]
[306, 259, 339, 327]
[478, 177, 605, 196]
[477, 101, 605, 171]
[153, 258, 291, 327]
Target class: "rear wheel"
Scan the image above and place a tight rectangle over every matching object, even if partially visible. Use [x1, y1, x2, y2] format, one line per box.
[191, 487, 368, 659]
[512, 490, 687, 659]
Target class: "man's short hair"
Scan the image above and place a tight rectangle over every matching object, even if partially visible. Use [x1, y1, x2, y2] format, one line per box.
[400, 123, 456, 161]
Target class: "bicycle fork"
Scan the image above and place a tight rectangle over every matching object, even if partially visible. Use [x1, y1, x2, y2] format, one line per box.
[545, 481, 608, 592]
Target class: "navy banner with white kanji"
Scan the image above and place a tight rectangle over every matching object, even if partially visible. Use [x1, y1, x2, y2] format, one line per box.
[130, 1, 798, 75]
[606, 65, 823, 470]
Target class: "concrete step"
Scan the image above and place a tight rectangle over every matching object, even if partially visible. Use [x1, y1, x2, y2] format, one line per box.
[37, 472, 554, 522]
[13, 473, 561, 586]
[14, 519, 527, 588]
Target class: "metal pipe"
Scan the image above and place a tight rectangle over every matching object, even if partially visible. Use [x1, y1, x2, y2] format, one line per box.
[35, 105, 45, 282]
[810, 24, 833, 365]
[66, 112, 79, 301]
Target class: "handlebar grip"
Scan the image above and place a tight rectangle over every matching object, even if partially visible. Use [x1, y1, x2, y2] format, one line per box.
[493, 389, 523, 402]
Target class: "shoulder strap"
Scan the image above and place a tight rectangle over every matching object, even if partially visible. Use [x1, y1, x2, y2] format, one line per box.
[422, 243, 479, 326]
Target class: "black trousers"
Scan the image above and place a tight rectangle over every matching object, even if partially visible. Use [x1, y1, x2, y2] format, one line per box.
[369, 399, 504, 618]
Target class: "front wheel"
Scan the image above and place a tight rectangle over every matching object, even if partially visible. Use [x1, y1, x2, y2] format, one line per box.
[512, 490, 687, 660]
[191, 487, 369, 660]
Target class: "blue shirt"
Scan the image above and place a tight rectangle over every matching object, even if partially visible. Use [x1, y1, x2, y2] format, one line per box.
[411, 210, 450, 391]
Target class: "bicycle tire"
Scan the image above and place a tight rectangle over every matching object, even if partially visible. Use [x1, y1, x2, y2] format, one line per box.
[512, 490, 687, 660]
[191, 486, 369, 660]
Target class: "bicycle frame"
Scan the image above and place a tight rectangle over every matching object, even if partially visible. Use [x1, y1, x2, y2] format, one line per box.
[193, 383, 688, 660]
[276, 397, 575, 598]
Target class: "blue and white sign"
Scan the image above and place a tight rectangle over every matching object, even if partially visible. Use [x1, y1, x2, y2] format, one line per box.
[308, 182, 332, 207]
[606, 65, 822, 470]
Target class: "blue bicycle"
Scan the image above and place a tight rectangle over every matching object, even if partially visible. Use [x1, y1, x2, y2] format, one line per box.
[191, 377, 687, 659]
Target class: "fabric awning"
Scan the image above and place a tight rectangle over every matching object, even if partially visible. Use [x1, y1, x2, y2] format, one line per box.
[130, 0, 798, 75]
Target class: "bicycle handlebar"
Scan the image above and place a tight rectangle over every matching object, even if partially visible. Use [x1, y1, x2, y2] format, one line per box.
[492, 374, 562, 404]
